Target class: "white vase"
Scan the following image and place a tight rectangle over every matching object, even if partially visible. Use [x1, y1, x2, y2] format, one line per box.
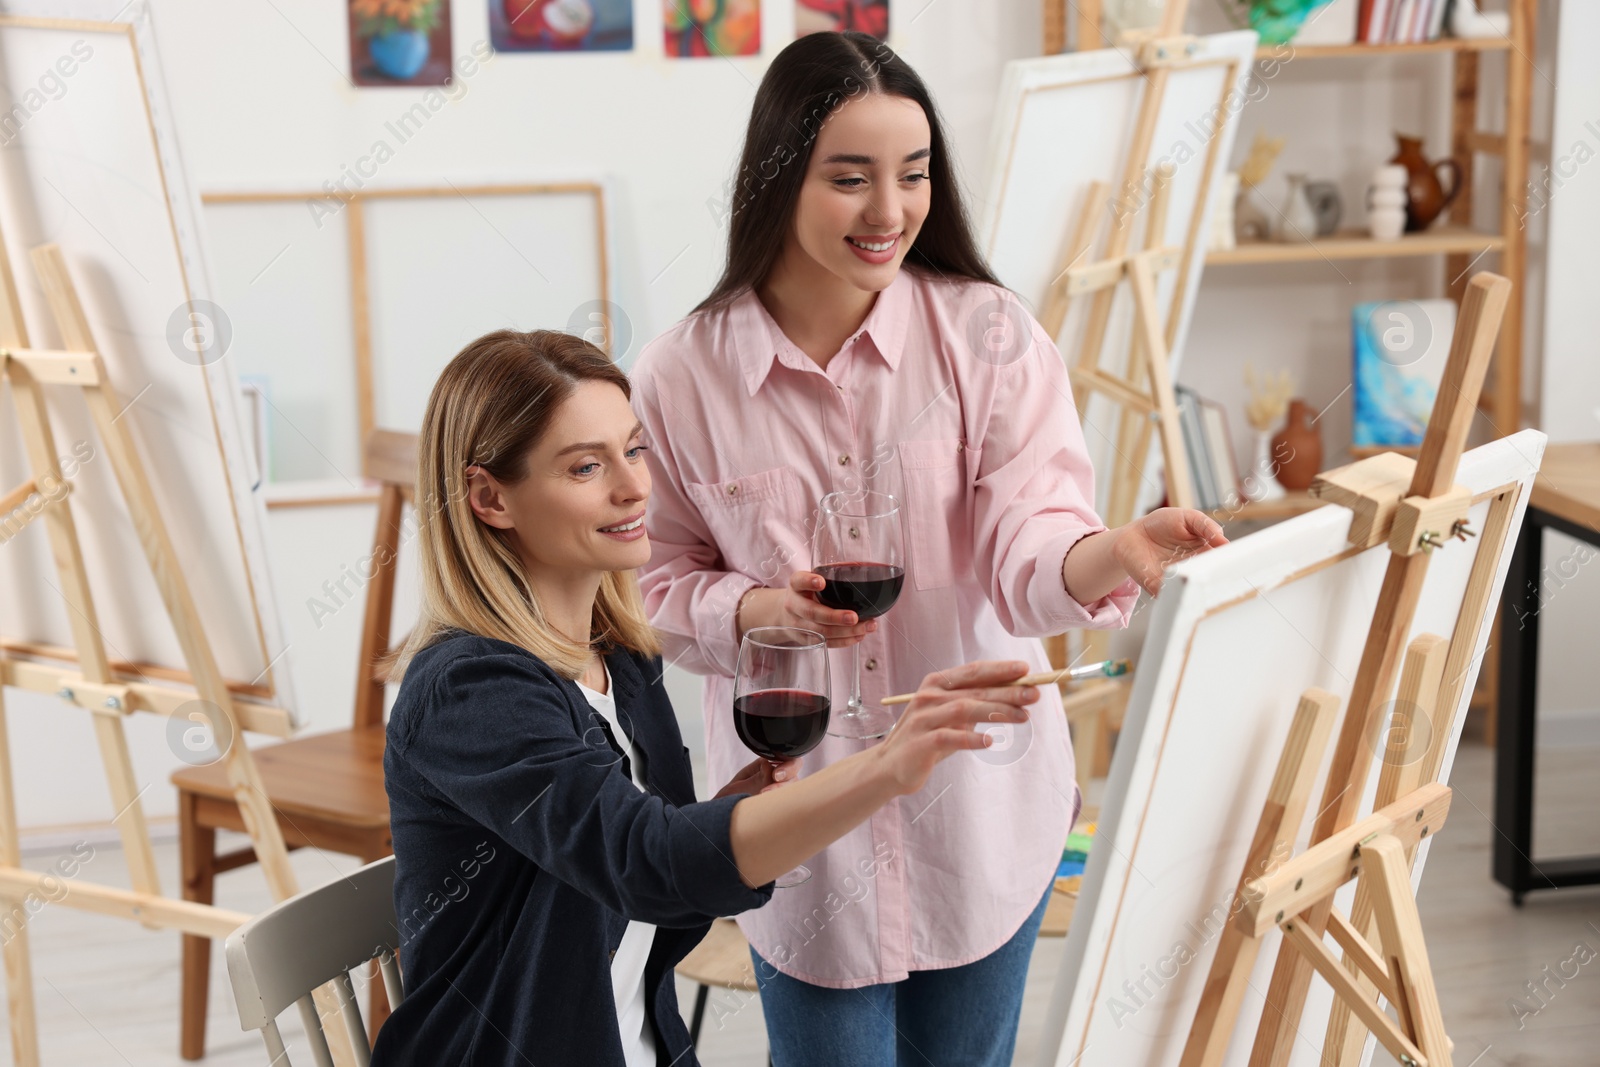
[1368, 164, 1408, 241]
[1276, 173, 1318, 243]
[1243, 430, 1287, 503]
[1449, 2, 1510, 38]
[1235, 186, 1271, 244]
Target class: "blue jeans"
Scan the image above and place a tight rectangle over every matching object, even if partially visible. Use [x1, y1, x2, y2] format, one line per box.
[749, 877, 1054, 1066]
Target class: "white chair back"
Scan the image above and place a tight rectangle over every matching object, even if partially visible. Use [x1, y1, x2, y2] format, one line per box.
[225, 856, 403, 1066]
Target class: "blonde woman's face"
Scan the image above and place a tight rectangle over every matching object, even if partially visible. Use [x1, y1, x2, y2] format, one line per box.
[466, 380, 652, 576]
[791, 92, 932, 291]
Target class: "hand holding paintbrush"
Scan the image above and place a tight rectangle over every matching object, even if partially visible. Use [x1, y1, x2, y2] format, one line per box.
[880, 658, 1132, 706]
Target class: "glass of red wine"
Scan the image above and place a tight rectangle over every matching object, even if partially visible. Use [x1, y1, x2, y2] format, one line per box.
[812, 490, 904, 740]
[734, 626, 832, 888]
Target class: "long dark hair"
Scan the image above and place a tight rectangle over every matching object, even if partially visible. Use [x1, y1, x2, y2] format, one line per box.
[695, 30, 1000, 314]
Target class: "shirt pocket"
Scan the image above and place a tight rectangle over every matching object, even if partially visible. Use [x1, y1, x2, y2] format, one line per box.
[686, 466, 810, 585]
[897, 437, 976, 591]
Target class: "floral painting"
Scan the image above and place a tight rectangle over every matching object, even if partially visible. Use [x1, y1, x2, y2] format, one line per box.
[664, 0, 761, 57]
[349, 0, 454, 86]
[796, 0, 888, 39]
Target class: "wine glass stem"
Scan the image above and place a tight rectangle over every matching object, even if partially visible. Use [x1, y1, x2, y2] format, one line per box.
[849, 640, 864, 715]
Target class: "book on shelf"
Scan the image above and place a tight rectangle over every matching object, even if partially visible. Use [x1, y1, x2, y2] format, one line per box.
[1356, 0, 1451, 42]
[1199, 396, 1243, 510]
[1173, 385, 1242, 511]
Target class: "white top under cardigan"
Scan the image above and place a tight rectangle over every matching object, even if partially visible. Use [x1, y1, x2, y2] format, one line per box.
[575, 662, 658, 1067]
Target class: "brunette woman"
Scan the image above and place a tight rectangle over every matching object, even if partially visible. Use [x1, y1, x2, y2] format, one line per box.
[631, 32, 1226, 1065]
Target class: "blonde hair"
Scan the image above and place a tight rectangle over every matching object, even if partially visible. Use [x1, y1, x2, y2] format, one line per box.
[395, 329, 662, 680]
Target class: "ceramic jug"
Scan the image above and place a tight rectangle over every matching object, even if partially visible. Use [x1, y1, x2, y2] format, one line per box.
[1389, 134, 1461, 232]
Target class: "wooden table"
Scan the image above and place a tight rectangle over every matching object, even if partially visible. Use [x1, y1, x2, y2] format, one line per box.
[1494, 441, 1600, 904]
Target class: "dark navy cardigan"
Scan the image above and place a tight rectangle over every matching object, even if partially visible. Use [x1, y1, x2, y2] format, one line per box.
[371, 633, 774, 1066]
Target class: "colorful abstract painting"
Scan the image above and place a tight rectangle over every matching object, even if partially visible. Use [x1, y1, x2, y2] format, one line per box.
[349, 0, 454, 86]
[664, 0, 761, 57]
[490, 0, 634, 53]
[1352, 299, 1456, 447]
[796, 0, 889, 38]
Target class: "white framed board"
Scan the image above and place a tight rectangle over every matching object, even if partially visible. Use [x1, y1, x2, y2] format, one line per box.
[201, 181, 614, 486]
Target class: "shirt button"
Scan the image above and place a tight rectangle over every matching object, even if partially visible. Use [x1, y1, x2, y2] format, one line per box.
[839, 454, 851, 466]
[865, 658, 878, 670]
[609, 948, 617, 961]
[956, 441, 965, 452]
[726, 484, 739, 496]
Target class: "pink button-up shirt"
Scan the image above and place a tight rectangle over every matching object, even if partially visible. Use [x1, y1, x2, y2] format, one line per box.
[630, 266, 1139, 987]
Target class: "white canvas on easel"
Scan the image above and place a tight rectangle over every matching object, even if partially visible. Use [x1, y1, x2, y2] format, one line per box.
[0, 1, 297, 721]
[976, 30, 1257, 517]
[0, 4, 343, 1062]
[1037, 428, 1546, 1067]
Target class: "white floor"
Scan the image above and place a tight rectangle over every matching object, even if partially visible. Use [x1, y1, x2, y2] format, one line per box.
[0, 741, 1593, 1066]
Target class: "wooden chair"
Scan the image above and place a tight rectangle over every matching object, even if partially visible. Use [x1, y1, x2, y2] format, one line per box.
[173, 429, 417, 1059]
[225, 855, 404, 1065]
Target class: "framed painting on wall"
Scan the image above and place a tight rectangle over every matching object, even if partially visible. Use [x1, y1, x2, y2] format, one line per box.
[490, 0, 634, 52]
[664, 0, 761, 56]
[349, 0, 455, 86]
[795, 0, 889, 38]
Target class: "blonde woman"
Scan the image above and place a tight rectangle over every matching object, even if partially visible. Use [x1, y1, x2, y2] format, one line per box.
[371, 329, 1043, 1067]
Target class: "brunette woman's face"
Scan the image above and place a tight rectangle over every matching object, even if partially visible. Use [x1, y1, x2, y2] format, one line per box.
[465, 381, 652, 577]
[791, 91, 932, 290]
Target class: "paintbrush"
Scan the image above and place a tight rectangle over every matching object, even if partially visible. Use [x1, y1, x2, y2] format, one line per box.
[878, 658, 1133, 706]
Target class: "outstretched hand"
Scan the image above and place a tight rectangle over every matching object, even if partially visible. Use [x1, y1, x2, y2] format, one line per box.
[1113, 508, 1229, 597]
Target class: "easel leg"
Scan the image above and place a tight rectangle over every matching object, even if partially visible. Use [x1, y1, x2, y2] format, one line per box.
[1325, 634, 1447, 1066]
[1364, 837, 1453, 1067]
[1127, 255, 1194, 510]
[0, 684, 39, 1067]
[1179, 688, 1340, 1067]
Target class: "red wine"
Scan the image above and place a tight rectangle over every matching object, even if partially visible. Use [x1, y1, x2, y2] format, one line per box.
[815, 562, 904, 620]
[733, 689, 831, 760]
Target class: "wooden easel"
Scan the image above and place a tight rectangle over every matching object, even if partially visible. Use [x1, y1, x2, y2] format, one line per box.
[1042, 0, 1212, 788]
[0, 240, 355, 1063]
[1176, 272, 1515, 1067]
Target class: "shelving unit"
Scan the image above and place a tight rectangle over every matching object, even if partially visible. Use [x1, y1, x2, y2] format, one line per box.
[1043, 1, 1536, 442]
[1042, 0, 1534, 735]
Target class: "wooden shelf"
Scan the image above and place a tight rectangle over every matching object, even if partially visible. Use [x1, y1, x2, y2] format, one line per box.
[1210, 491, 1323, 525]
[1260, 38, 1514, 60]
[1207, 226, 1504, 266]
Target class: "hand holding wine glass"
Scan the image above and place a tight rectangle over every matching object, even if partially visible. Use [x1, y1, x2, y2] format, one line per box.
[735, 570, 878, 649]
[734, 626, 832, 887]
[813, 490, 904, 739]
